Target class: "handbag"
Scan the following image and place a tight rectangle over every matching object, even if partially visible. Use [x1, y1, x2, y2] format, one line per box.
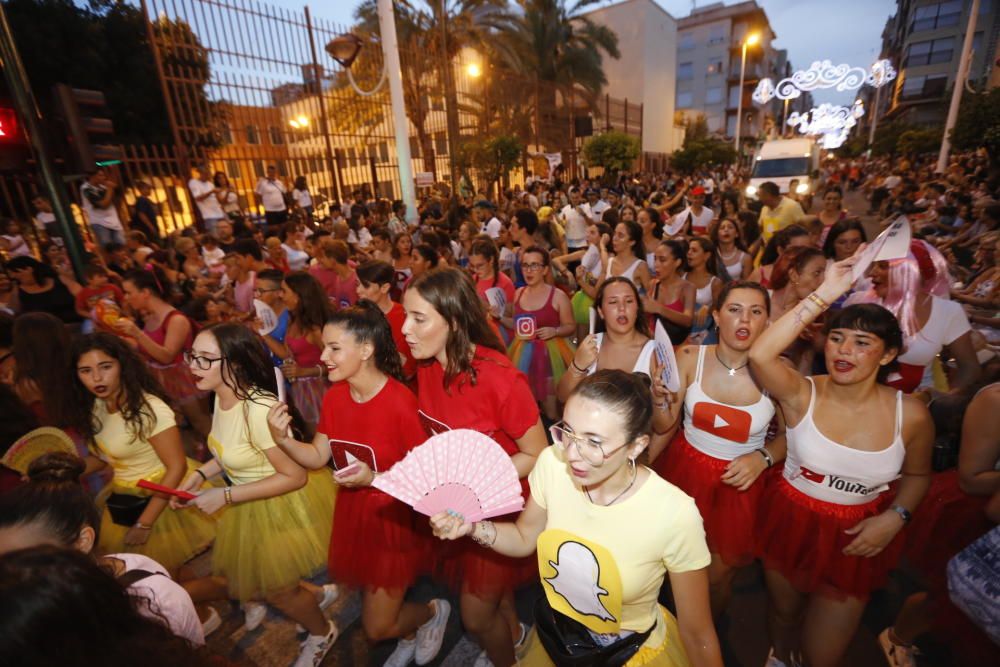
[533, 594, 653, 667]
[106, 493, 151, 526]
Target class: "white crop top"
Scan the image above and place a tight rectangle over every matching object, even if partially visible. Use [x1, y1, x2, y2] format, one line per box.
[587, 333, 657, 377]
[682, 346, 774, 460]
[784, 378, 905, 505]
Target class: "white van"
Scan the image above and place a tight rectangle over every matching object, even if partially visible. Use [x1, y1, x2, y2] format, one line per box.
[745, 138, 820, 198]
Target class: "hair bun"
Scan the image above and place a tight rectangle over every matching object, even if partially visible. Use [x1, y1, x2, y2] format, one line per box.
[631, 371, 653, 392]
[27, 452, 85, 484]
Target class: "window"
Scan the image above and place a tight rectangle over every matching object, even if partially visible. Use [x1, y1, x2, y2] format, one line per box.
[910, 1, 962, 32]
[347, 147, 357, 167]
[379, 141, 389, 162]
[708, 24, 726, 45]
[904, 37, 955, 67]
[409, 135, 421, 158]
[268, 126, 284, 145]
[220, 124, 233, 144]
[900, 73, 948, 99]
[676, 91, 694, 108]
[253, 160, 265, 178]
[729, 85, 741, 107]
[679, 32, 695, 50]
[705, 86, 723, 104]
[276, 160, 288, 177]
[434, 131, 448, 156]
[706, 60, 724, 75]
[245, 125, 259, 145]
[678, 62, 694, 80]
[225, 160, 240, 179]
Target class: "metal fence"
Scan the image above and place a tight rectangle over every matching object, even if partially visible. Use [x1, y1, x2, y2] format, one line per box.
[3, 0, 648, 238]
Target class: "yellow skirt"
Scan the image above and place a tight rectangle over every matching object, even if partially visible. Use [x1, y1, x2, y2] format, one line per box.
[97, 461, 217, 574]
[517, 606, 691, 667]
[212, 469, 336, 602]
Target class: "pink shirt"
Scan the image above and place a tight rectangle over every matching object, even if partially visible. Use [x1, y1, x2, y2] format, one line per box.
[109, 553, 204, 645]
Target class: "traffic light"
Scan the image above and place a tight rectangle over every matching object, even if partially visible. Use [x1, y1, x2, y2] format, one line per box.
[52, 83, 123, 172]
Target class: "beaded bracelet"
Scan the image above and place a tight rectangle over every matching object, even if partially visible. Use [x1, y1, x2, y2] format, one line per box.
[223, 486, 233, 505]
[471, 521, 497, 548]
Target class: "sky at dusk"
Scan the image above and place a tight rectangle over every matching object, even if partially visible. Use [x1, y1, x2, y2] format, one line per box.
[271, 0, 898, 107]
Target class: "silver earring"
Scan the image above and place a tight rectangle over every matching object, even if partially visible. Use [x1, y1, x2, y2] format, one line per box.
[628, 457, 636, 474]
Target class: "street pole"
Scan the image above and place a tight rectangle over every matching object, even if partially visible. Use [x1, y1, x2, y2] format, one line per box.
[782, 98, 789, 136]
[734, 40, 748, 156]
[936, 0, 979, 173]
[376, 0, 417, 225]
[0, 2, 87, 278]
[868, 83, 882, 148]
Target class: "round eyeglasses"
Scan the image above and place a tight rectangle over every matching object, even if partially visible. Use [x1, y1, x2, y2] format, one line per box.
[549, 421, 627, 467]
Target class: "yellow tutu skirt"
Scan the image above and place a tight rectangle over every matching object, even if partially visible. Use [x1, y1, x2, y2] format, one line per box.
[517, 606, 690, 667]
[212, 469, 336, 602]
[97, 461, 217, 574]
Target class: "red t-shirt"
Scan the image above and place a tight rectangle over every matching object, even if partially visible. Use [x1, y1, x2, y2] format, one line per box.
[475, 272, 516, 308]
[415, 345, 538, 456]
[384, 301, 416, 379]
[317, 378, 424, 472]
[310, 265, 358, 309]
[74, 283, 124, 313]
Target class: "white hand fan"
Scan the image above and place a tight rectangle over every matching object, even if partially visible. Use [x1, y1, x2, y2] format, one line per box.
[372, 429, 524, 522]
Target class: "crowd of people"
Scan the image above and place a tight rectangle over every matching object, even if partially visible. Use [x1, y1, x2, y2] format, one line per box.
[0, 149, 998, 667]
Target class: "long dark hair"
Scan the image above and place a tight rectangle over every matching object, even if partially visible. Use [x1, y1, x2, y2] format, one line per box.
[822, 218, 867, 259]
[124, 266, 171, 302]
[0, 384, 39, 457]
[0, 546, 218, 666]
[594, 276, 650, 337]
[326, 300, 403, 381]
[824, 303, 903, 382]
[469, 237, 500, 288]
[688, 236, 729, 281]
[68, 333, 171, 446]
[12, 313, 72, 427]
[283, 271, 330, 332]
[616, 220, 645, 261]
[409, 268, 505, 387]
[761, 224, 809, 266]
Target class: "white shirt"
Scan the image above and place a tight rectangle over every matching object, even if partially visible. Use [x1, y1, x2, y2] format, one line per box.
[188, 178, 224, 220]
[34, 211, 56, 232]
[883, 174, 902, 190]
[292, 188, 313, 209]
[109, 553, 204, 645]
[347, 227, 373, 249]
[481, 216, 502, 239]
[255, 178, 287, 212]
[202, 246, 225, 268]
[282, 243, 310, 271]
[702, 178, 716, 194]
[674, 206, 715, 235]
[560, 204, 588, 248]
[80, 182, 123, 230]
[588, 200, 610, 218]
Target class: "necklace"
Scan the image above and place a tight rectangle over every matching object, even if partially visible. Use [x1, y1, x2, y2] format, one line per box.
[715, 347, 750, 377]
[585, 461, 637, 506]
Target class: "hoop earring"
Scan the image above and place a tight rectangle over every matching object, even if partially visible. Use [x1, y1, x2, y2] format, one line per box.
[628, 457, 636, 474]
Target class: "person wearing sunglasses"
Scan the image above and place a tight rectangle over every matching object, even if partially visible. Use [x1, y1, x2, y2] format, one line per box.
[431, 370, 723, 667]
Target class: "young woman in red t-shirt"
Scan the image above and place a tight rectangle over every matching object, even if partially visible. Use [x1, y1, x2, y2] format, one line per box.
[355, 260, 417, 383]
[266, 301, 449, 666]
[402, 268, 548, 667]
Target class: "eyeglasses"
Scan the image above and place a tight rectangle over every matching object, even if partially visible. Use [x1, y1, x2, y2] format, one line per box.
[184, 351, 223, 370]
[549, 422, 626, 467]
[522, 262, 546, 271]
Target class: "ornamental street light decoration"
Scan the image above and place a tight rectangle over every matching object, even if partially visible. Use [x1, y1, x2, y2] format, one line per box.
[786, 102, 865, 150]
[752, 59, 896, 104]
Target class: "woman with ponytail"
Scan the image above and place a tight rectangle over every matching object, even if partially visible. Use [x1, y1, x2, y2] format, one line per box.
[267, 300, 449, 665]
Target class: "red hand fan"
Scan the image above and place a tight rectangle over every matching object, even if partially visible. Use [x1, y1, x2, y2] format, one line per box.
[137, 479, 196, 501]
[372, 429, 524, 522]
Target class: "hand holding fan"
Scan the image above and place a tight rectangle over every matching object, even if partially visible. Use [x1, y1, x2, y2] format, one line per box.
[0, 428, 78, 475]
[372, 429, 524, 522]
[653, 321, 681, 391]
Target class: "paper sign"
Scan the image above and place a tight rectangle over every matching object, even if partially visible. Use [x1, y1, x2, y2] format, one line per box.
[274, 367, 287, 404]
[328, 439, 379, 472]
[484, 287, 507, 313]
[588, 307, 597, 336]
[254, 299, 278, 335]
[653, 321, 681, 392]
[852, 216, 911, 281]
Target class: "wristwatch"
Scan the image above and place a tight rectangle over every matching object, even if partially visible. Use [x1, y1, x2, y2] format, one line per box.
[890, 504, 912, 524]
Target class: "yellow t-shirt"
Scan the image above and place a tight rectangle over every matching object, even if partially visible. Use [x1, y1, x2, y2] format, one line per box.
[207, 394, 278, 485]
[529, 446, 710, 649]
[92, 393, 176, 487]
[759, 196, 806, 244]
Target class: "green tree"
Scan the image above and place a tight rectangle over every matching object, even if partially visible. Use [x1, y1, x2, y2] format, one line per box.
[457, 133, 523, 198]
[581, 131, 638, 182]
[669, 116, 737, 174]
[951, 86, 1000, 167]
[871, 118, 917, 157]
[897, 127, 943, 156]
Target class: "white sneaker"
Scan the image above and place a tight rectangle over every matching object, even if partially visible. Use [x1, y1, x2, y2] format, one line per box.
[384, 637, 417, 667]
[415, 599, 451, 665]
[473, 651, 493, 667]
[878, 628, 918, 667]
[244, 601, 267, 631]
[295, 584, 341, 633]
[292, 620, 338, 667]
[472, 621, 527, 667]
[202, 607, 222, 637]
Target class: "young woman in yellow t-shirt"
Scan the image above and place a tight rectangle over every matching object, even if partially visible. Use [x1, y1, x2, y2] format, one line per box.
[68, 333, 215, 575]
[173, 323, 338, 667]
[432, 370, 724, 667]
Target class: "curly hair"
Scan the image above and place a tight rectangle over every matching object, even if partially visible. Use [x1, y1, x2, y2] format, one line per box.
[68, 333, 172, 446]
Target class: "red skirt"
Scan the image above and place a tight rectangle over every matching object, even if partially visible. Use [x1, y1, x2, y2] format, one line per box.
[656, 431, 766, 567]
[755, 473, 903, 601]
[329, 487, 428, 592]
[438, 477, 536, 597]
[905, 470, 990, 593]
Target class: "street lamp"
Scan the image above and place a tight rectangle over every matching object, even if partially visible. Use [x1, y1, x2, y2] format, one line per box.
[288, 114, 310, 129]
[734, 31, 760, 153]
[466, 62, 482, 78]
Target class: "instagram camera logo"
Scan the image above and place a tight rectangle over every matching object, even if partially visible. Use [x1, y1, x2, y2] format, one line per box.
[516, 315, 537, 339]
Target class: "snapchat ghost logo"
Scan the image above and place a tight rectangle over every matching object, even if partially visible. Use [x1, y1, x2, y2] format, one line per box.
[538, 529, 623, 634]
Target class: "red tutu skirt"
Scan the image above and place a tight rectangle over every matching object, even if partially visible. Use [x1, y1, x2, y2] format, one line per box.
[906, 470, 990, 591]
[329, 487, 428, 592]
[438, 477, 536, 597]
[755, 474, 903, 601]
[656, 431, 767, 568]
[149, 361, 208, 408]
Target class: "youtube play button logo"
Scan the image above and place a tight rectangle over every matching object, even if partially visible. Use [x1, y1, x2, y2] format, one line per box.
[691, 402, 752, 443]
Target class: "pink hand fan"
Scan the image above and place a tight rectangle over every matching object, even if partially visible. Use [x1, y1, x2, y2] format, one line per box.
[372, 429, 524, 522]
